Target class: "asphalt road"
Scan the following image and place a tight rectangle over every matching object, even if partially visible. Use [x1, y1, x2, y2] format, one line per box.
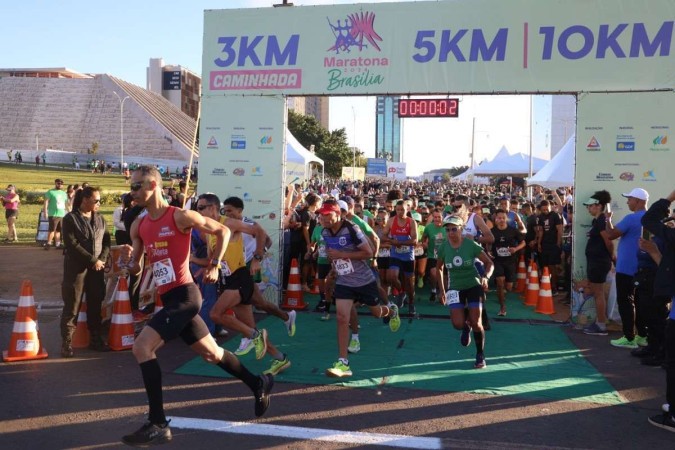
[0, 246, 672, 449]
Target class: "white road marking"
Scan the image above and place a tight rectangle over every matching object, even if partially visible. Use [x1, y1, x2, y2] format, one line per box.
[169, 416, 442, 449]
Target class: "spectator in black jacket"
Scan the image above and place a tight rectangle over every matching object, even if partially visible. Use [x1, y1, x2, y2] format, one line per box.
[643, 189, 675, 432]
[60, 186, 111, 357]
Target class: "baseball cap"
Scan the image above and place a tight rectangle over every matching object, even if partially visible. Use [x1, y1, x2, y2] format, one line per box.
[317, 202, 340, 215]
[582, 197, 600, 206]
[337, 200, 349, 211]
[621, 188, 649, 201]
[443, 215, 464, 227]
[411, 212, 422, 221]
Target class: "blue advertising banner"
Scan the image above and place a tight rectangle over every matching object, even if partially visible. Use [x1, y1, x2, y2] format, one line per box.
[366, 158, 387, 176]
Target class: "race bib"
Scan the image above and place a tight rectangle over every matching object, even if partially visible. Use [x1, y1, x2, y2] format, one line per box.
[378, 248, 391, 258]
[414, 246, 424, 256]
[496, 247, 511, 257]
[152, 258, 176, 287]
[333, 258, 354, 275]
[220, 260, 232, 277]
[446, 290, 460, 305]
[396, 245, 411, 253]
[318, 245, 327, 258]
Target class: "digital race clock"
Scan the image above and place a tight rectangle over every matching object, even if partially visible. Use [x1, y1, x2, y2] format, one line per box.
[397, 98, 459, 118]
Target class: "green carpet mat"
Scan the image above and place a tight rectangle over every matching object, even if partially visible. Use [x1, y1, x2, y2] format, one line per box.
[175, 307, 623, 405]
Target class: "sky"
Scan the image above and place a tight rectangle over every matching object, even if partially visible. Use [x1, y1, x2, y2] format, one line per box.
[2, 0, 551, 176]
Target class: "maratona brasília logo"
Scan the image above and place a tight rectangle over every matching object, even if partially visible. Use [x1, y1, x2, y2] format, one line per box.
[324, 11, 387, 91]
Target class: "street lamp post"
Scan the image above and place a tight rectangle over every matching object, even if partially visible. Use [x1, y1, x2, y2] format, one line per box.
[112, 91, 130, 172]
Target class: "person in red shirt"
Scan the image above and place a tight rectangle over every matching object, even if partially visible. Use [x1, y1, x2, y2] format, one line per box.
[120, 165, 273, 446]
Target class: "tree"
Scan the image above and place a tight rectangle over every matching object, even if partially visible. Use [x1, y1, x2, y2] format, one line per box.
[287, 110, 356, 177]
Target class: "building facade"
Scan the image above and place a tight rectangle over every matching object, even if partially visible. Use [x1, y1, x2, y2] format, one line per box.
[375, 96, 401, 162]
[147, 58, 201, 121]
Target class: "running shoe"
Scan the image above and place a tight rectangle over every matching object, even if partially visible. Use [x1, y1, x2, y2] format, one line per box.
[389, 304, 401, 332]
[474, 353, 487, 369]
[325, 360, 352, 378]
[320, 312, 330, 321]
[610, 336, 638, 349]
[460, 321, 471, 347]
[347, 338, 360, 353]
[417, 277, 424, 289]
[235, 338, 254, 356]
[635, 335, 649, 347]
[122, 420, 172, 446]
[264, 355, 291, 376]
[314, 301, 327, 312]
[253, 329, 268, 360]
[408, 304, 417, 318]
[648, 413, 675, 433]
[582, 322, 608, 336]
[254, 374, 274, 417]
[285, 310, 297, 337]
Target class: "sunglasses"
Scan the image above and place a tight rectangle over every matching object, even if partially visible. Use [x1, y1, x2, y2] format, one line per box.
[445, 226, 460, 232]
[91, 198, 101, 204]
[130, 181, 144, 191]
[197, 204, 212, 211]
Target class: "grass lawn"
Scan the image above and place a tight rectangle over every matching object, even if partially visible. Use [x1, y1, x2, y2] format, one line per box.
[1, 162, 133, 244]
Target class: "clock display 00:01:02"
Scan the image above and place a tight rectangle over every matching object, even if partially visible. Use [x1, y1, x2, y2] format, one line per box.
[397, 98, 459, 118]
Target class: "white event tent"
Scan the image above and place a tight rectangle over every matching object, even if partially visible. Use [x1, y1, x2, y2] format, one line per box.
[473, 146, 548, 176]
[527, 135, 575, 189]
[286, 129, 324, 184]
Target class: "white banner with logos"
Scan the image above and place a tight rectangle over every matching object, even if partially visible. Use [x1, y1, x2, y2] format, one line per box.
[386, 162, 407, 180]
[203, 0, 675, 96]
[198, 96, 286, 303]
[573, 91, 674, 278]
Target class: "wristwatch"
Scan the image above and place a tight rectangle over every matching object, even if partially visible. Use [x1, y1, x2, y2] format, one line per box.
[253, 254, 263, 261]
[209, 258, 221, 267]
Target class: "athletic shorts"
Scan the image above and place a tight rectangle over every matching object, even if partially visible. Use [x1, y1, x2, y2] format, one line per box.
[148, 283, 209, 346]
[219, 266, 254, 305]
[333, 281, 379, 306]
[5, 209, 17, 220]
[587, 259, 612, 284]
[389, 258, 415, 275]
[445, 284, 485, 310]
[376, 257, 390, 269]
[427, 258, 438, 269]
[48, 216, 63, 232]
[317, 263, 331, 279]
[493, 260, 517, 283]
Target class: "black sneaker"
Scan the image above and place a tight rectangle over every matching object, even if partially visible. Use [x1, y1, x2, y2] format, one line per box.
[122, 420, 172, 447]
[642, 355, 666, 367]
[648, 413, 675, 432]
[61, 341, 74, 358]
[254, 374, 274, 417]
[408, 304, 417, 318]
[43, 242, 50, 250]
[314, 301, 326, 312]
[429, 292, 437, 303]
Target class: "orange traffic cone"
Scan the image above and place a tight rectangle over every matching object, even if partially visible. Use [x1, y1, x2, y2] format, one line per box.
[514, 255, 527, 293]
[3, 280, 48, 362]
[310, 271, 320, 295]
[108, 277, 135, 351]
[281, 258, 308, 310]
[153, 290, 164, 315]
[535, 267, 556, 314]
[520, 259, 533, 300]
[524, 262, 540, 306]
[72, 295, 90, 348]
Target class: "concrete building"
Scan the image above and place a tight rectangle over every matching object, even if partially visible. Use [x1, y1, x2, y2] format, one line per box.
[147, 58, 201, 121]
[375, 96, 401, 162]
[0, 72, 197, 167]
[288, 96, 330, 129]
